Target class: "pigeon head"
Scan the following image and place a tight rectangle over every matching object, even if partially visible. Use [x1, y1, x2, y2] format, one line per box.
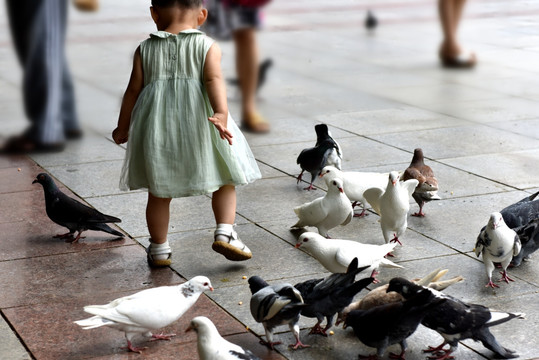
[188, 276, 214, 293]
[319, 165, 338, 179]
[248, 276, 269, 294]
[295, 232, 323, 249]
[32, 173, 59, 191]
[388, 171, 400, 186]
[314, 124, 329, 138]
[328, 178, 344, 193]
[386, 277, 421, 297]
[488, 212, 504, 230]
[185, 316, 215, 334]
[411, 148, 425, 165]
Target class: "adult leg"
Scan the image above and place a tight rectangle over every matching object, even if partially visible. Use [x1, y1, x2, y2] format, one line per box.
[438, 0, 475, 67]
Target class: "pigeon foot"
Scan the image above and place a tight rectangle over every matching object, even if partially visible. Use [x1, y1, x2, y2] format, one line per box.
[354, 208, 368, 218]
[423, 342, 449, 353]
[289, 339, 310, 349]
[499, 270, 514, 283]
[122, 341, 148, 353]
[358, 354, 378, 360]
[150, 333, 176, 341]
[411, 211, 426, 217]
[426, 351, 455, 360]
[485, 280, 500, 288]
[260, 339, 281, 350]
[389, 236, 402, 246]
[304, 184, 316, 191]
[54, 232, 74, 239]
[389, 350, 406, 360]
[308, 323, 328, 337]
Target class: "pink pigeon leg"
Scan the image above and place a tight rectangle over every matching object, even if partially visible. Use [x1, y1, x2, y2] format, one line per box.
[122, 341, 148, 353]
[289, 337, 310, 349]
[499, 270, 514, 283]
[309, 322, 327, 336]
[423, 341, 449, 353]
[66, 231, 86, 243]
[389, 349, 406, 359]
[260, 339, 282, 350]
[390, 235, 402, 246]
[53, 232, 74, 239]
[485, 279, 500, 288]
[150, 333, 176, 341]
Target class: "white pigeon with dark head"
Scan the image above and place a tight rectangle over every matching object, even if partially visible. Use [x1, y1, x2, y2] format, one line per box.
[248, 276, 309, 350]
[475, 212, 521, 288]
[319, 165, 388, 217]
[387, 277, 525, 360]
[74, 276, 213, 353]
[296, 124, 341, 190]
[292, 177, 353, 238]
[402, 148, 441, 217]
[187, 316, 261, 360]
[364, 171, 418, 246]
[295, 232, 402, 281]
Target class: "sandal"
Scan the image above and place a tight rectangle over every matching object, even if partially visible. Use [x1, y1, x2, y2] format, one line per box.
[212, 228, 252, 261]
[241, 113, 270, 134]
[440, 50, 477, 69]
[146, 242, 172, 268]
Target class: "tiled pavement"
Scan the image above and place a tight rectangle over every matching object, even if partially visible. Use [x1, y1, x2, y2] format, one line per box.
[1, 0, 539, 359]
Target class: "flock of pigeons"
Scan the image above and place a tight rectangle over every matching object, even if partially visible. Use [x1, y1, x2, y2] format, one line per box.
[30, 123, 539, 359]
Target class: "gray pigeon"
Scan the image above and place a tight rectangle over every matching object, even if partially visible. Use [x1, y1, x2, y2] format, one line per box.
[294, 258, 373, 336]
[387, 277, 524, 360]
[344, 286, 445, 360]
[33, 173, 123, 242]
[248, 276, 309, 350]
[512, 218, 539, 266]
[475, 212, 521, 288]
[296, 124, 342, 191]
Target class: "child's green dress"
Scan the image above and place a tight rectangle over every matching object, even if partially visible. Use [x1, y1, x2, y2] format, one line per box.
[120, 30, 261, 197]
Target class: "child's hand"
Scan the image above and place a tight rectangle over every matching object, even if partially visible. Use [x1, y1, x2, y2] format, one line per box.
[208, 113, 233, 145]
[112, 127, 128, 144]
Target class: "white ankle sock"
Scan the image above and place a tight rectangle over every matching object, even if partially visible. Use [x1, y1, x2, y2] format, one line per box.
[215, 223, 233, 242]
[149, 240, 170, 260]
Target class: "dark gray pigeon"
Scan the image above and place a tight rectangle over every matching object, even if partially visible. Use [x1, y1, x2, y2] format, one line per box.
[365, 10, 378, 30]
[512, 218, 539, 266]
[296, 124, 342, 191]
[294, 258, 373, 336]
[344, 285, 444, 360]
[248, 276, 309, 350]
[33, 173, 123, 242]
[480, 191, 539, 267]
[387, 277, 525, 360]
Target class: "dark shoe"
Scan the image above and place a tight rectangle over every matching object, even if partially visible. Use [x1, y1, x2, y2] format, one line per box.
[0, 135, 65, 154]
[65, 129, 84, 140]
[440, 51, 477, 69]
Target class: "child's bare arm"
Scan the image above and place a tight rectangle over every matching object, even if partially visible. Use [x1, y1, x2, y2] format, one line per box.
[113, 46, 144, 144]
[204, 42, 233, 145]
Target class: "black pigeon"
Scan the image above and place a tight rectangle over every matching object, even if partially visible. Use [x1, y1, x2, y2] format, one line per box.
[294, 258, 373, 336]
[296, 124, 341, 191]
[512, 218, 539, 266]
[344, 286, 444, 360]
[387, 277, 525, 360]
[365, 10, 378, 30]
[33, 173, 123, 242]
[248, 276, 309, 350]
[227, 58, 273, 94]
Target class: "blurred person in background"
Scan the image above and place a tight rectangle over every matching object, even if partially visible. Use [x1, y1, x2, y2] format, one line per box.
[204, 0, 271, 133]
[1, 0, 97, 154]
[438, 0, 476, 68]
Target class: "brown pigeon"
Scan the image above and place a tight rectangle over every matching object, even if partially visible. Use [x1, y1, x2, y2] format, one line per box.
[402, 148, 441, 217]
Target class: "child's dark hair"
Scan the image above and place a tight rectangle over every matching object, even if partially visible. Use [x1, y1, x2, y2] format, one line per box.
[151, 0, 203, 8]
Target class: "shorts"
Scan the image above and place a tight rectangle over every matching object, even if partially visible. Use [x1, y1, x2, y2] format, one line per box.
[204, 0, 262, 40]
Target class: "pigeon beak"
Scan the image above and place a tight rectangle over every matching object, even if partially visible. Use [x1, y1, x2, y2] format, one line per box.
[392, 180, 397, 186]
[339, 187, 344, 193]
[32, 179, 38, 184]
[209, 286, 214, 291]
[294, 243, 302, 248]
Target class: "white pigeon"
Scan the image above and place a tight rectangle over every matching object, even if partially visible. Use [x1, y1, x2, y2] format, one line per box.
[187, 316, 261, 360]
[295, 232, 403, 281]
[363, 171, 419, 246]
[319, 165, 388, 217]
[475, 212, 522, 289]
[292, 177, 353, 237]
[74, 276, 213, 353]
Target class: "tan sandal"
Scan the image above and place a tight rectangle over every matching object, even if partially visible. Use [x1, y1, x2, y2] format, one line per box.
[241, 113, 270, 134]
[73, 0, 99, 12]
[212, 229, 252, 261]
[146, 242, 172, 268]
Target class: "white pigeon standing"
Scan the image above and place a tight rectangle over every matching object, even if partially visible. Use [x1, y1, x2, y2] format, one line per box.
[319, 165, 388, 217]
[187, 316, 261, 360]
[295, 232, 403, 281]
[475, 212, 522, 289]
[74, 276, 213, 353]
[292, 177, 353, 237]
[364, 171, 418, 247]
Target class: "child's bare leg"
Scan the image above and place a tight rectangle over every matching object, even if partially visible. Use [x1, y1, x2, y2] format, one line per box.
[211, 185, 251, 261]
[146, 192, 172, 266]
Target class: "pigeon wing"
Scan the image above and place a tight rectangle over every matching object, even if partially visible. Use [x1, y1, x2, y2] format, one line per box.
[363, 187, 384, 215]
